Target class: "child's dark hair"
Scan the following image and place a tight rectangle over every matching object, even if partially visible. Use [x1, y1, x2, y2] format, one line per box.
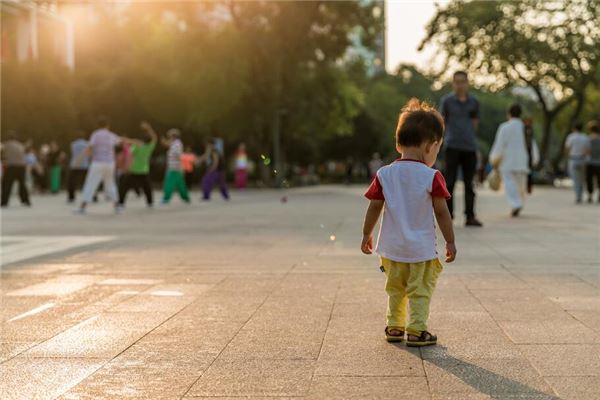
[395, 98, 445, 148]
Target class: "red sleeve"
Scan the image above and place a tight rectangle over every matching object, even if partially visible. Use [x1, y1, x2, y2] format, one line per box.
[365, 176, 385, 200]
[431, 171, 451, 199]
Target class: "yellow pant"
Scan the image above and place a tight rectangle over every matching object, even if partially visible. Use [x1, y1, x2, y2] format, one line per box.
[381, 257, 443, 336]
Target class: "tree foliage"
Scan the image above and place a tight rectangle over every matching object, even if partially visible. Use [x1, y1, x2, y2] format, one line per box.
[2, 1, 382, 171]
[420, 0, 600, 167]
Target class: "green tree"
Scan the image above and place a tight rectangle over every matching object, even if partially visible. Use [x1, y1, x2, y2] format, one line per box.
[225, 0, 383, 175]
[1, 62, 77, 146]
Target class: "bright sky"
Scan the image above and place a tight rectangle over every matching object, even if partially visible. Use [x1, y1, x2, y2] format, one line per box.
[385, 0, 450, 73]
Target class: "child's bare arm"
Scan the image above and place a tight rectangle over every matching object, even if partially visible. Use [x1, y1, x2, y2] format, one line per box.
[432, 196, 457, 262]
[361, 200, 384, 254]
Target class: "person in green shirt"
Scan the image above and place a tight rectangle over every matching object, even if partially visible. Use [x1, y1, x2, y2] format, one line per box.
[117, 121, 157, 209]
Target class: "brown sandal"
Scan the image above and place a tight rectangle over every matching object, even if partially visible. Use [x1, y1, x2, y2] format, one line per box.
[406, 331, 437, 347]
[385, 327, 404, 342]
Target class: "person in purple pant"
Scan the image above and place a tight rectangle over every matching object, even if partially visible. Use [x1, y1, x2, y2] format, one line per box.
[200, 139, 229, 201]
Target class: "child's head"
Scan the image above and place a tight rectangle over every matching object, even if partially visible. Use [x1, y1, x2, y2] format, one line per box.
[395, 98, 445, 167]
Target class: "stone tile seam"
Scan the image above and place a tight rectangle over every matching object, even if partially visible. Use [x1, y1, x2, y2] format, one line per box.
[462, 283, 561, 398]
[178, 261, 300, 399]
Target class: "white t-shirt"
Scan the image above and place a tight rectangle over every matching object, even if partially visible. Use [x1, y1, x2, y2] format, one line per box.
[565, 132, 590, 159]
[89, 129, 121, 163]
[365, 159, 451, 263]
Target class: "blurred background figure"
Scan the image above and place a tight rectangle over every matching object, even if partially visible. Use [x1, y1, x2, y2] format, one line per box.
[181, 146, 197, 190]
[368, 152, 384, 180]
[489, 104, 535, 217]
[118, 121, 157, 209]
[37, 143, 50, 193]
[161, 128, 189, 204]
[47, 140, 65, 194]
[585, 121, 600, 203]
[234, 143, 248, 189]
[67, 131, 90, 203]
[1, 131, 31, 207]
[345, 156, 354, 185]
[200, 139, 229, 201]
[116, 142, 134, 190]
[522, 118, 540, 194]
[24, 143, 41, 193]
[76, 117, 123, 214]
[439, 71, 482, 227]
[564, 122, 591, 204]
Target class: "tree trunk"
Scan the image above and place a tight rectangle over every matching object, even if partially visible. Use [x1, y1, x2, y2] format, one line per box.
[552, 91, 586, 171]
[538, 111, 553, 170]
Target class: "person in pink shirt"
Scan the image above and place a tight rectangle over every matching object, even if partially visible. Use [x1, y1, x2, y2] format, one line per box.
[234, 143, 248, 189]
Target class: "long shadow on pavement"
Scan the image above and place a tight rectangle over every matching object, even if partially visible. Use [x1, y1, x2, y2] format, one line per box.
[392, 344, 561, 399]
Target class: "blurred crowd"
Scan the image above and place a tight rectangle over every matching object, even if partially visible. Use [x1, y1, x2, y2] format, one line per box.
[0, 121, 253, 209]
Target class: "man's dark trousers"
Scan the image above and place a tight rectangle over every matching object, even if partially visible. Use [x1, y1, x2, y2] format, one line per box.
[67, 168, 87, 202]
[444, 147, 477, 219]
[1, 166, 30, 206]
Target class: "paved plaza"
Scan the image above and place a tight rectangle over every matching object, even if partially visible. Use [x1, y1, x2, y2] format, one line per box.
[1, 185, 598, 399]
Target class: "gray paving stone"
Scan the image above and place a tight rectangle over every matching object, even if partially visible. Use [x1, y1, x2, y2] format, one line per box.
[460, 273, 532, 290]
[421, 330, 522, 360]
[1, 186, 597, 399]
[177, 295, 266, 322]
[25, 312, 171, 358]
[428, 311, 500, 332]
[545, 376, 600, 400]
[423, 357, 556, 396]
[0, 341, 35, 362]
[567, 310, 600, 333]
[135, 317, 243, 354]
[550, 296, 600, 311]
[0, 357, 105, 400]
[57, 349, 215, 400]
[498, 320, 599, 344]
[470, 289, 568, 321]
[185, 358, 315, 397]
[307, 376, 430, 399]
[432, 394, 559, 400]
[518, 344, 600, 376]
[314, 334, 424, 377]
[109, 284, 212, 313]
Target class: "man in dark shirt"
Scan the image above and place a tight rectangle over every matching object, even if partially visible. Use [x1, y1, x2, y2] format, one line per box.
[439, 71, 483, 227]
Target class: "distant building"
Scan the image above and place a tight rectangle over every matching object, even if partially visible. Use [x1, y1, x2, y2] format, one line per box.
[1, 0, 74, 69]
